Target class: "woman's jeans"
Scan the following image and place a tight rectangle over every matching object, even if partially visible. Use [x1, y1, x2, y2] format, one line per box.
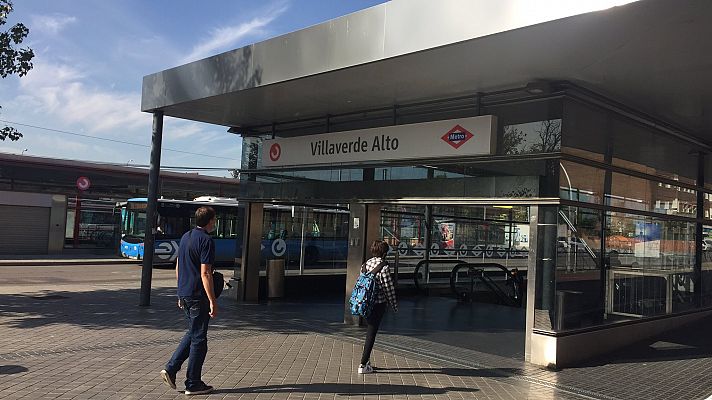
[165, 296, 210, 390]
[361, 302, 387, 365]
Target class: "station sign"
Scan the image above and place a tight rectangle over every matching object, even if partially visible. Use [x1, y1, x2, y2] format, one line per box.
[76, 176, 91, 191]
[262, 115, 497, 168]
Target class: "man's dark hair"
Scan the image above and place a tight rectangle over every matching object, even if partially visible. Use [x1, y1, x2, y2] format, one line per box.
[370, 240, 389, 258]
[195, 206, 216, 227]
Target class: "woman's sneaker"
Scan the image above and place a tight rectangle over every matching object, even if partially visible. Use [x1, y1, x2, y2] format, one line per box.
[185, 384, 214, 395]
[358, 363, 374, 374]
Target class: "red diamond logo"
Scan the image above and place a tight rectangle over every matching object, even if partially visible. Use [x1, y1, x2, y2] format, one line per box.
[441, 125, 474, 149]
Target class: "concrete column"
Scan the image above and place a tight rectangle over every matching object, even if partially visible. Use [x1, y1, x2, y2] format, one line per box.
[344, 203, 381, 325]
[240, 202, 264, 303]
[139, 110, 163, 307]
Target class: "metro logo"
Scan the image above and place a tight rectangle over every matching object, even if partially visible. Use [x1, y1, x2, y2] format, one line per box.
[441, 125, 474, 149]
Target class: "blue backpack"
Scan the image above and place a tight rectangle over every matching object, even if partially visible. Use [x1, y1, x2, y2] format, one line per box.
[349, 260, 387, 318]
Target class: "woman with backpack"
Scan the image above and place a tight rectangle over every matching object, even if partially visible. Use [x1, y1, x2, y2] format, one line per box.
[358, 240, 398, 374]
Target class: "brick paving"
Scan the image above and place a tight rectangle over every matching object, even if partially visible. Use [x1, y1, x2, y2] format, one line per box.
[1, 265, 711, 399]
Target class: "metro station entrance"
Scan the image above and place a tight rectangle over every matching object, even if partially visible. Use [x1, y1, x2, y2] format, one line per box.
[252, 201, 532, 359]
[378, 204, 529, 359]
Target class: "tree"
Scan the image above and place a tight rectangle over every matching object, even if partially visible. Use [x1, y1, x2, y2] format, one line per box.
[0, 0, 34, 141]
[501, 125, 526, 155]
[530, 119, 561, 153]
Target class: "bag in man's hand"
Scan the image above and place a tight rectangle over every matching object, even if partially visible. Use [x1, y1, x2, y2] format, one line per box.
[212, 270, 224, 298]
[349, 260, 387, 318]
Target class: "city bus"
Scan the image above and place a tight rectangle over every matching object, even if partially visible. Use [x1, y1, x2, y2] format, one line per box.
[119, 197, 350, 269]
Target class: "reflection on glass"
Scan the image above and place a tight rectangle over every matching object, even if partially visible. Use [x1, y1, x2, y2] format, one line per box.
[605, 212, 695, 318]
[559, 161, 605, 204]
[610, 116, 697, 185]
[502, 119, 562, 155]
[702, 225, 712, 306]
[260, 206, 349, 271]
[380, 206, 529, 289]
[608, 173, 697, 218]
[551, 206, 603, 330]
[561, 98, 607, 162]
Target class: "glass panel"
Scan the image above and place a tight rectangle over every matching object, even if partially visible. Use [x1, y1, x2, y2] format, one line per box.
[260, 206, 348, 272]
[559, 161, 605, 204]
[561, 98, 607, 162]
[380, 209, 427, 288]
[501, 119, 562, 155]
[485, 98, 563, 156]
[554, 206, 603, 330]
[608, 173, 697, 218]
[261, 206, 305, 271]
[610, 116, 698, 185]
[703, 225, 712, 306]
[605, 212, 696, 318]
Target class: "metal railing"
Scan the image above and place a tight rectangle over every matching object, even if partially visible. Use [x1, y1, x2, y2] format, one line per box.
[449, 262, 524, 307]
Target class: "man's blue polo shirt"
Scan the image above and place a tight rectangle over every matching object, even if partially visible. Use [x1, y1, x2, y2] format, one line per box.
[176, 227, 215, 297]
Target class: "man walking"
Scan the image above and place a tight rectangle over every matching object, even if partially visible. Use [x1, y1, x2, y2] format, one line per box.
[161, 206, 218, 395]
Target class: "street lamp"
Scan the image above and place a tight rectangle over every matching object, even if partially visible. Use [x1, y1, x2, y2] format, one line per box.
[21, 148, 28, 155]
[126, 159, 134, 166]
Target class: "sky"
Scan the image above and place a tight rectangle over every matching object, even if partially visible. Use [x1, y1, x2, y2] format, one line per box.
[0, 0, 387, 176]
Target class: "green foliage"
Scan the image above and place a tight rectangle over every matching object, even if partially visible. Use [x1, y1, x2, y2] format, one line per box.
[1, 0, 34, 141]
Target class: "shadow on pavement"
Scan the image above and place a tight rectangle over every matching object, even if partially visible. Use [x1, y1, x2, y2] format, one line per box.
[214, 383, 478, 395]
[0, 287, 344, 335]
[0, 365, 28, 375]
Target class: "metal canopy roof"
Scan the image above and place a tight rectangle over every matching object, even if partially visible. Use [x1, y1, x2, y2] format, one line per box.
[142, 0, 712, 142]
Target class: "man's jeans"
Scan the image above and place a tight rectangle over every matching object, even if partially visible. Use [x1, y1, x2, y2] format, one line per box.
[165, 296, 210, 390]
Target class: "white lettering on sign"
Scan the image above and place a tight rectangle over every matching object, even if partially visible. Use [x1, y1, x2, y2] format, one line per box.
[263, 115, 496, 167]
[155, 240, 179, 261]
[271, 239, 286, 257]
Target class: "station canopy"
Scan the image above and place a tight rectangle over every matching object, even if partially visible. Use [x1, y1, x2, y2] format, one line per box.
[142, 0, 712, 143]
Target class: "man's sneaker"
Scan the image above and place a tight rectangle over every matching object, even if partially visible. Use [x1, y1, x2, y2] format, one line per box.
[160, 369, 176, 390]
[358, 363, 374, 374]
[185, 385, 214, 395]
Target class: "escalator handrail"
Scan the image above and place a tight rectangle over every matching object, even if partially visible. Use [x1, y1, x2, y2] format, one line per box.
[449, 262, 523, 306]
[413, 258, 462, 291]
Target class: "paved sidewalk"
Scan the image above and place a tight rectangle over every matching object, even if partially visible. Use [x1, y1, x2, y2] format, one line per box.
[0, 286, 578, 400]
[0, 254, 135, 266]
[1, 269, 711, 399]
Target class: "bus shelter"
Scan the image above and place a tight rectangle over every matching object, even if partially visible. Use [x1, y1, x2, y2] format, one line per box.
[139, 0, 712, 368]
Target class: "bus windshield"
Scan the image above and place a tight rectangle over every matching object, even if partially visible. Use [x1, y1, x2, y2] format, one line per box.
[123, 202, 147, 238]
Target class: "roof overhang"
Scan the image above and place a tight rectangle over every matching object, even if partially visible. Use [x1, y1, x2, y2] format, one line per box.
[142, 0, 712, 142]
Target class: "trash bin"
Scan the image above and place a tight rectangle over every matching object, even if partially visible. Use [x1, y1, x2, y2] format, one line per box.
[267, 259, 285, 298]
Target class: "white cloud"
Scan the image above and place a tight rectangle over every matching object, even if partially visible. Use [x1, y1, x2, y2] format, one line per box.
[181, 3, 289, 63]
[30, 14, 77, 35]
[17, 60, 150, 135]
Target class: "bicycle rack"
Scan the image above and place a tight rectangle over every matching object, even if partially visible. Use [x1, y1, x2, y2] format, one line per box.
[449, 262, 524, 307]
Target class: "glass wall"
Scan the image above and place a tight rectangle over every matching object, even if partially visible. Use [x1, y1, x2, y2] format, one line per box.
[380, 205, 529, 290]
[540, 96, 707, 332]
[605, 212, 696, 317]
[259, 205, 349, 272]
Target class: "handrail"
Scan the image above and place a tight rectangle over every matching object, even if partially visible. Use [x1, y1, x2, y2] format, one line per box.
[558, 210, 597, 261]
[413, 259, 462, 291]
[449, 262, 524, 307]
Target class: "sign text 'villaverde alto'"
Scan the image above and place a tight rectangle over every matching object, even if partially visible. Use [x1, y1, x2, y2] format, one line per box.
[262, 115, 497, 168]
